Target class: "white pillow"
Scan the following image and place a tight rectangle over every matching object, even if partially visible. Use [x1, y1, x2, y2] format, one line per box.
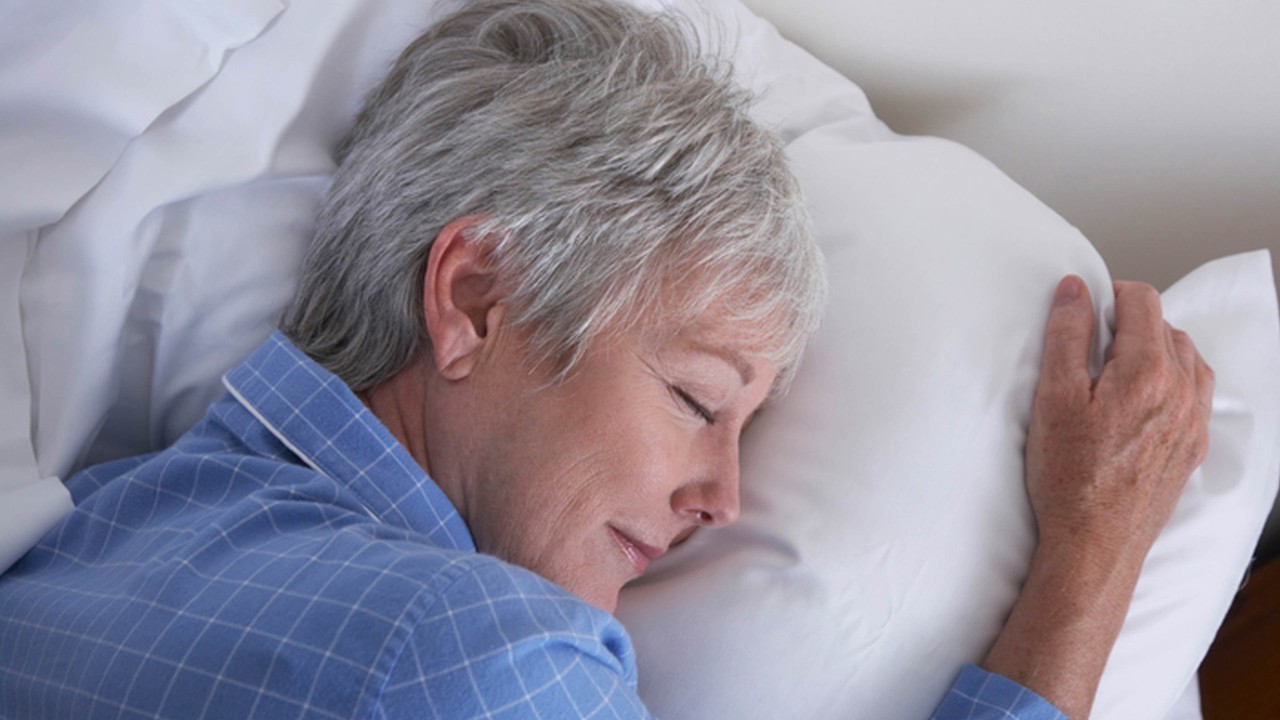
[0, 0, 283, 573]
[3, 0, 450, 576]
[0, 0, 284, 236]
[6, 1, 1278, 718]
[18, 0, 447, 481]
[615, 8, 1280, 720]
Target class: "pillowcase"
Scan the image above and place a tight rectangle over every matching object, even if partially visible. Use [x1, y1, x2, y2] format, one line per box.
[614, 6, 1280, 720]
[1102, 250, 1279, 715]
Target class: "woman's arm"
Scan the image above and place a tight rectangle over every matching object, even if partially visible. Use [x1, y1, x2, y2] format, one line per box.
[982, 276, 1214, 718]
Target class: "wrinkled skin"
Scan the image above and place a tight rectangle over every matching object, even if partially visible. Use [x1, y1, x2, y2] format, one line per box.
[987, 276, 1213, 719]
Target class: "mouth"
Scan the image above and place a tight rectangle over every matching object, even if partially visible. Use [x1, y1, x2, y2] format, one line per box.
[609, 526, 664, 576]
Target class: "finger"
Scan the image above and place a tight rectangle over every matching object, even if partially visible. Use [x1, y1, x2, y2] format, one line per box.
[1194, 355, 1215, 465]
[1193, 349, 1215, 417]
[1039, 275, 1095, 391]
[1170, 327, 1198, 378]
[1164, 322, 1179, 363]
[1109, 281, 1165, 362]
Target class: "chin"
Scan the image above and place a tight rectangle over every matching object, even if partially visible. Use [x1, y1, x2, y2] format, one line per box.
[500, 545, 624, 613]
[594, 594, 619, 614]
[571, 583, 620, 614]
[552, 572, 621, 613]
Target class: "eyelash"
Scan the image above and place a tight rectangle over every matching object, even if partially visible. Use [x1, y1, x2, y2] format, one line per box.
[673, 386, 715, 425]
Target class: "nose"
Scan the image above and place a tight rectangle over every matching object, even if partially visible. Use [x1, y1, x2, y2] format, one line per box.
[671, 435, 741, 528]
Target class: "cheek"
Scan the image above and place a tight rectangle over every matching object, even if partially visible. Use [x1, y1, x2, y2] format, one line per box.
[505, 409, 685, 547]
[478, 430, 614, 559]
[476, 381, 693, 545]
[587, 402, 695, 497]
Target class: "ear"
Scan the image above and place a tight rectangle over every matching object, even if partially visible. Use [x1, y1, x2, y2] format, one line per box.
[423, 216, 504, 380]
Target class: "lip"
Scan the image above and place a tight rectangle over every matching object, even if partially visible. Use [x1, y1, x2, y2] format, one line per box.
[609, 526, 665, 575]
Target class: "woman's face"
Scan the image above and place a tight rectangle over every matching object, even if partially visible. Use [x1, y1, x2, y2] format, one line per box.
[457, 320, 777, 612]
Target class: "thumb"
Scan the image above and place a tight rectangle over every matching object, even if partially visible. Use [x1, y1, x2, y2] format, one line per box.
[1039, 275, 1095, 392]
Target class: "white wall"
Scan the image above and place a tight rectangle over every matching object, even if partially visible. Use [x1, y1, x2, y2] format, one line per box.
[740, 0, 1280, 293]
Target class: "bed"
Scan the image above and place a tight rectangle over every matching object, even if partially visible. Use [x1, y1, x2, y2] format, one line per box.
[2, 0, 1277, 718]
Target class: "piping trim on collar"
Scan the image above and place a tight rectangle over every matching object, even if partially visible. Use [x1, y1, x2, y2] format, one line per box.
[222, 373, 382, 524]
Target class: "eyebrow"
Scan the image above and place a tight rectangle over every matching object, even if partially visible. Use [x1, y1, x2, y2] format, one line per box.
[688, 341, 755, 386]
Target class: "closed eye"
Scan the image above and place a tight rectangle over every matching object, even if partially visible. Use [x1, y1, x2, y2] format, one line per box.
[672, 386, 715, 425]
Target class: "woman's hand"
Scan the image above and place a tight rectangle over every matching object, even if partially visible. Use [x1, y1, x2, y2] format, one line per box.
[982, 275, 1213, 719]
[1027, 276, 1213, 571]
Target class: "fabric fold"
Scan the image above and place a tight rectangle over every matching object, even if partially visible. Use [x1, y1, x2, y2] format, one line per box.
[0, 0, 286, 236]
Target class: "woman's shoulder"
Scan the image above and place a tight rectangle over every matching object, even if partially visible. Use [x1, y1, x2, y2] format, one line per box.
[384, 553, 648, 719]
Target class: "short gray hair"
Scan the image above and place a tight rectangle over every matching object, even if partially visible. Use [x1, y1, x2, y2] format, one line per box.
[281, 0, 825, 394]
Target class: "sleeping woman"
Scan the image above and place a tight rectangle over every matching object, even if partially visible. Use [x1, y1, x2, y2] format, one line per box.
[0, 1, 1211, 718]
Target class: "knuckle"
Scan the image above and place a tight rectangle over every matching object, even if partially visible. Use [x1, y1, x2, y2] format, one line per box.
[1196, 433, 1211, 464]
[1036, 377, 1079, 409]
[1043, 324, 1078, 353]
[1120, 281, 1161, 307]
[1174, 385, 1198, 419]
[1130, 359, 1176, 402]
[1183, 429, 1211, 471]
[1172, 330, 1201, 360]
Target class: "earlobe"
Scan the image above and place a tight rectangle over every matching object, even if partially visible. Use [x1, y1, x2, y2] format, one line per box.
[422, 216, 503, 381]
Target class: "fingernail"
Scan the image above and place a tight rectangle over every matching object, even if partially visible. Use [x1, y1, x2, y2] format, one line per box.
[1054, 277, 1080, 307]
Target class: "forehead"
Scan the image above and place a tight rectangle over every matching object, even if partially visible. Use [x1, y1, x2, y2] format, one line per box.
[618, 255, 806, 370]
[674, 338, 757, 385]
[640, 318, 779, 387]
